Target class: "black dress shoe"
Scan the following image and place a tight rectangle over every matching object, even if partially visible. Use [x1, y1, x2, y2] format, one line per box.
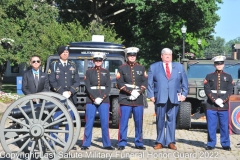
[206, 146, 214, 150]
[71, 146, 77, 150]
[222, 146, 231, 151]
[135, 146, 146, 150]
[81, 146, 89, 150]
[118, 146, 125, 150]
[104, 146, 115, 150]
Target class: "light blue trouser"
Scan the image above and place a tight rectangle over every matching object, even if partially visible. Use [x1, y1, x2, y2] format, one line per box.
[155, 99, 179, 146]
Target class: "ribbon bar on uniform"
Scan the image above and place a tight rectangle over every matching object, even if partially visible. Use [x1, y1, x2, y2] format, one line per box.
[90, 86, 106, 89]
[125, 84, 140, 89]
[211, 90, 226, 94]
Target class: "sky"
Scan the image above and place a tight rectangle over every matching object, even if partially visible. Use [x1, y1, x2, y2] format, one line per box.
[213, 0, 240, 42]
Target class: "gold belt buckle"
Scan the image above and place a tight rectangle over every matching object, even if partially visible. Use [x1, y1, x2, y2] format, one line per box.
[97, 86, 100, 89]
[133, 85, 136, 89]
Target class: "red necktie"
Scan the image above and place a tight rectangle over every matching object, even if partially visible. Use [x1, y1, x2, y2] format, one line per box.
[166, 63, 171, 79]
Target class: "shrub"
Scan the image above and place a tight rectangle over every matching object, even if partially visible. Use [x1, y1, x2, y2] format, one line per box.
[0, 91, 21, 103]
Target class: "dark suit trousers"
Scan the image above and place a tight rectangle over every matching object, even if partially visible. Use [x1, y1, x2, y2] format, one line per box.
[155, 99, 179, 146]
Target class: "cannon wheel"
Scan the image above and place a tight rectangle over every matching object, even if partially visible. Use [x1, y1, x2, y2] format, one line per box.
[37, 92, 81, 151]
[0, 94, 74, 158]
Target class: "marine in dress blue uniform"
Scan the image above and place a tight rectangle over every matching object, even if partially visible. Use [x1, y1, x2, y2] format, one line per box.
[48, 46, 80, 144]
[204, 55, 233, 151]
[81, 52, 115, 150]
[116, 47, 148, 150]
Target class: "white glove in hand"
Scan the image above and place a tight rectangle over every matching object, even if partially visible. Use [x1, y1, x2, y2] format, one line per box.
[94, 97, 103, 105]
[128, 95, 137, 101]
[63, 91, 70, 98]
[131, 90, 140, 99]
[215, 98, 224, 107]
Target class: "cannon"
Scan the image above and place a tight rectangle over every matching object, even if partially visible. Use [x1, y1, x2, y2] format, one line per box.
[0, 92, 81, 159]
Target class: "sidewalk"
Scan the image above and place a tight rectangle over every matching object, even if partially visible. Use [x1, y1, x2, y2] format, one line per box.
[0, 102, 239, 160]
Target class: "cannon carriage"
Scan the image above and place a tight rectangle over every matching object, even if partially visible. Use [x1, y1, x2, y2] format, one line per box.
[0, 92, 81, 159]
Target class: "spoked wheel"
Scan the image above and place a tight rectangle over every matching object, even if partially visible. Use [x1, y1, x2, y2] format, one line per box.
[37, 92, 81, 151]
[0, 94, 74, 159]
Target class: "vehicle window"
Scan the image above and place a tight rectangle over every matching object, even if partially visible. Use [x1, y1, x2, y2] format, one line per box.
[225, 64, 240, 79]
[188, 64, 215, 78]
[48, 59, 85, 76]
[188, 64, 240, 79]
[87, 59, 122, 75]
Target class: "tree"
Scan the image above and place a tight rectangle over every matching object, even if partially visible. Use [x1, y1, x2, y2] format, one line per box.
[45, 0, 223, 68]
[225, 37, 240, 55]
[204, 36, 225, 58]
[0, 0, 123, 89]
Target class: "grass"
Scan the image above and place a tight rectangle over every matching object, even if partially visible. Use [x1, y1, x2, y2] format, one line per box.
[2, 84, 17, 93]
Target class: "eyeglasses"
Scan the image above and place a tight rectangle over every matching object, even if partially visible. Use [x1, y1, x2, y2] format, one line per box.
[32, 60, 40, 63]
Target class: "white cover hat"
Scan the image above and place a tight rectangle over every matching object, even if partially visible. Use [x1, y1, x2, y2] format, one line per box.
[124, 47, 139, 55]
[91, 52, 106, 60]
[212, 55, 226, 63]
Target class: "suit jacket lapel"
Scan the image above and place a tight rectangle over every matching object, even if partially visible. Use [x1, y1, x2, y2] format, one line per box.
[160, 62, 168, 79]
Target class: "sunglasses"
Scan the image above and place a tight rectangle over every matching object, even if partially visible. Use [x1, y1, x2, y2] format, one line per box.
[32, 60, 40, 63]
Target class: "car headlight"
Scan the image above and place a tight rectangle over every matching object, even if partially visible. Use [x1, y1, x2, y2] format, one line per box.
[198, 89, 206, 98]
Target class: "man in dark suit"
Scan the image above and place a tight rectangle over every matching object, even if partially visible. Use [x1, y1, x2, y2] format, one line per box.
[48, 46, 80, 145]
[22, 55, 49, 98]
[116, 47, 148, 150]
[147, 48, 188, 150]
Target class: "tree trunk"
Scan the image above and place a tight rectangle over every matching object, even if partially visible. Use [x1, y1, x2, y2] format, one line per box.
[0, 61, 8, 91]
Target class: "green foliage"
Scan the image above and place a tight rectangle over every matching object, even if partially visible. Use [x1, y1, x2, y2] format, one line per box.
[225, 37, 240, 55]
[204, 36, 225, 57]
[0, 0, 123, 65]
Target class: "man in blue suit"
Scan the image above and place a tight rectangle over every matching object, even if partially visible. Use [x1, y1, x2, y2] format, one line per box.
[147, 48, 188, 150]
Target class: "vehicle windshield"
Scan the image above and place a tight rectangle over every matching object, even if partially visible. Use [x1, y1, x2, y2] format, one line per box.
[48, 59, 122, 76]
[187, 64, 240, 79]
[87, 59, 122, 75]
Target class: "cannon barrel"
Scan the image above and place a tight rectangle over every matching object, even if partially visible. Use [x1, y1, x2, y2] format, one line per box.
[9, 99, 67, 118]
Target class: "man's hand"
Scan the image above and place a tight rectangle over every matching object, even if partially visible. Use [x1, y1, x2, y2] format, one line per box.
[131, 90, 140, 99]
[63, 91, 70, 98]
[33, 98, 40, 103]
[94, 97, 103, 105]
[180, 95, 186, 102]
[149, 97, 155, 103]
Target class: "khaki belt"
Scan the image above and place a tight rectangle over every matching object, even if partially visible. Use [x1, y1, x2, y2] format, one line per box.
[125, 84, 140, 89]
[211, 90, 226, 94]
[90, 86, 106, 89]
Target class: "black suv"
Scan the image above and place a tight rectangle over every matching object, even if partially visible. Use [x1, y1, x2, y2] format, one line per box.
[45, 41, 148, 128]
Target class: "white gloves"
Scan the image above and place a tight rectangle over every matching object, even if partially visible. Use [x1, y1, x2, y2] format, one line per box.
[128, 90, 140, 101]
[128, 95, 136, 100]
[94, 97, 103, 105]
[215, 98, 224, 108]
[62, 91, 70, 98]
